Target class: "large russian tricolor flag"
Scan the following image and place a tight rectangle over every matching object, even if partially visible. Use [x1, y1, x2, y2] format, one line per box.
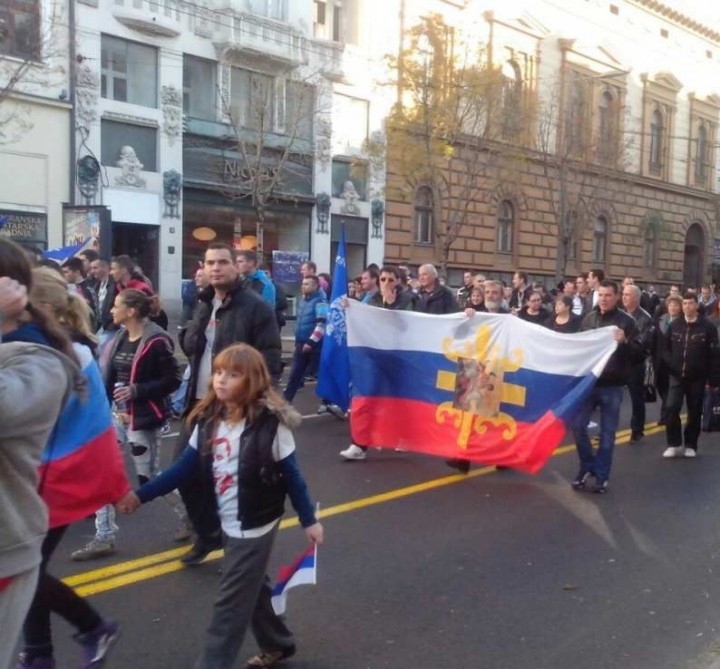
[346, 304, 618, 473]
[39, 344, 130, 528]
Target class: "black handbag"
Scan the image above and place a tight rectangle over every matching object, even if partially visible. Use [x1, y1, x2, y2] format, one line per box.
[644, 360, 657, 403]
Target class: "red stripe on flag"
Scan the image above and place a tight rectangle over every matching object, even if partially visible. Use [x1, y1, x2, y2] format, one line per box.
[40, 426, 131, 528]
[351, 397, 566, 473]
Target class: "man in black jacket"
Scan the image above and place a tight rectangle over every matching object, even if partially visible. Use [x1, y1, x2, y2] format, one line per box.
[177, 242, 282, 565]
[662, 292, 720, 458]
[417, 264, 457, 315]
[571, 279, 643, 493]
[621, 284, 655, 443]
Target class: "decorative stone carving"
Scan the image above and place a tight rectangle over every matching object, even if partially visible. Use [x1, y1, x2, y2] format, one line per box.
[163, 169, 182, 218]
[161, 85, 182, 146]
[115, 146, 146, 188]
[340, 180, 361, 215]
[315, 116, 332, 171]
[77, 155, 101, 202]
[75, 62, 99, 126]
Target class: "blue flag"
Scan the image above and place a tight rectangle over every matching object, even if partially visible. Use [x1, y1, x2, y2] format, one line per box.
[316, 226, 350, 411]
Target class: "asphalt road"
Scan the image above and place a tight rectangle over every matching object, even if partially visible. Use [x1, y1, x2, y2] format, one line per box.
[29, 387, 720, 669]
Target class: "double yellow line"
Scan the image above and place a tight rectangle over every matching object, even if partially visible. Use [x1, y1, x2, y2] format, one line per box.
[64, 421, 667, 597]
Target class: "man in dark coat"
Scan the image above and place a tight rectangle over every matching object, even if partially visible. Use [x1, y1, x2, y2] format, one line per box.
[177, 242, 282, 565]
[417, 264, 458, 315]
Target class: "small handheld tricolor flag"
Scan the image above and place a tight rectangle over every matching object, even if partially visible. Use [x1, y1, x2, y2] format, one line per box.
[270, 544, 317, 615]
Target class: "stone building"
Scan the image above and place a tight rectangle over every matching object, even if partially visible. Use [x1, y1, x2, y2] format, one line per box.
[383, 0, 720, 290]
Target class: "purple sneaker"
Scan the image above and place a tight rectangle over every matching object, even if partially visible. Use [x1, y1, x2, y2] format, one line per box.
[74, 619, 120, 668]
[15, 654, 56, 669]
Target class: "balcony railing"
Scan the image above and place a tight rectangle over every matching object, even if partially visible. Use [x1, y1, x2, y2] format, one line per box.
[214, 11, 307, 67]
[112, 0, 182, 37]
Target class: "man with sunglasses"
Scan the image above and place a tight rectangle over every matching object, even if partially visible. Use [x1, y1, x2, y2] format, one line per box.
[340, 265, 415, 461]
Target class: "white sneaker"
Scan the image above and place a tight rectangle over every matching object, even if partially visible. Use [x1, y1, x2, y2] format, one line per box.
[683, 448, 697, 458]
[340, 444, 367, 460]
[316, 404, 328, 415]
[663, 446, 684, 458]
[326, 404, 347, 420]
[587, 421, 598, 429]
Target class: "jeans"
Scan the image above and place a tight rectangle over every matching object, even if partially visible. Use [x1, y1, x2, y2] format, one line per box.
[171, 366, 191, 414]
[626, 362, 646, 436]
[95, 504, 118, 542]
[665, 377, 706, 451]
[571, 385, 624, 481]
[283, 344, 313, 403]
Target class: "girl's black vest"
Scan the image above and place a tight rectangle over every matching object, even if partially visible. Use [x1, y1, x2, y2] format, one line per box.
[197, 408, 287, 530]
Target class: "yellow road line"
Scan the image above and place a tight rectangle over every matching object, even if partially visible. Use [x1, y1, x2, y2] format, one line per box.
[66, 419, 669, 597]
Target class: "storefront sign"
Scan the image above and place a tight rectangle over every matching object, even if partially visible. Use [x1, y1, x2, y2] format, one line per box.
[272, 250, 309, 284]
[184, 144, 313, 199]
[0, 210, 47, 247]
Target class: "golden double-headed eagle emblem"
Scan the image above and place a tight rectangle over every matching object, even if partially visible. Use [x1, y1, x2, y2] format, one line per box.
[435, 325, 527, 449]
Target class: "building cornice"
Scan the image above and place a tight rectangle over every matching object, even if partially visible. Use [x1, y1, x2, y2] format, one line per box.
[3, 90, 71, 111]
[628, 0, 720, 45]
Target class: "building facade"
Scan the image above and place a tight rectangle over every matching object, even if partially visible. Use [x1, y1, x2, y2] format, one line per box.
[71, 0, 395, 308]
[0, 0, 71, 251]
[383, 0, 720, 289]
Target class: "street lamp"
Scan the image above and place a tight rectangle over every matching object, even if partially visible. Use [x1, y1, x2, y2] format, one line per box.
[371, 199, 384, 238]
[315, 192, 331, 234]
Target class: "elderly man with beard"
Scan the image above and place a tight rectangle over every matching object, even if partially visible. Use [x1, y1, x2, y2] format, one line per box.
[177, 242, 282, 565]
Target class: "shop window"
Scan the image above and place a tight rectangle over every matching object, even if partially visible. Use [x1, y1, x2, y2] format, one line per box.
[101, 35, 158, 108]
[0, 0, 40, 60]
[496, 200, 514, 253]
[183, 55, 217, 121]
[331, 160, 366, 199]
[414, 186, 434, 244]
[592, 215, 607, 263]
[101, 120, 157, 172]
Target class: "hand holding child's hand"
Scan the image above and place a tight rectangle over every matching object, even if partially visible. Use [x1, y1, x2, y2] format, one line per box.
[116, 491, 141, 514]
[305, 522, 324, 545]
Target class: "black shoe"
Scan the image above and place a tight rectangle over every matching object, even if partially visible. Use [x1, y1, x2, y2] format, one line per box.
[571, 469, 593, 490]
[629, 432, 643, 444]
[445, 458, 471, 474]
[180, 537, 222, 566]
[592, 478, 609, 494]
[657, 419, 666, 426]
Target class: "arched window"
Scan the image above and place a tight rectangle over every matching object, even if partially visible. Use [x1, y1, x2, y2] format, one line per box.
[496, 200, 514, 253]
[598, 91, 615, 162]
[414, 186, 434, 244]
[593, 215, 607, 263]
[644, 225, 656, 268]
[649, 109, 664, 172]
[695, 123, 708, 184]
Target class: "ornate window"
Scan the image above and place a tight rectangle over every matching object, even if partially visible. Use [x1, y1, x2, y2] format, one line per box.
[414, 186, 434, 244]
[0, 0, 40, 60]
[496, 200, 514, 253]
[649, 109, 664, 173]
[598, 91, 616, 163]
[592, 215, 607, 263]
[695, 123, 708, 185]
[501, 61, 523, 140]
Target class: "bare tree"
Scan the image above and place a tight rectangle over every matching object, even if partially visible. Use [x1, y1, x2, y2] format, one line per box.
[0, 0, 67, 144]
[217, 68, 322, 262]
[534, 71, 634, 281]
[378, 14, 529, 274]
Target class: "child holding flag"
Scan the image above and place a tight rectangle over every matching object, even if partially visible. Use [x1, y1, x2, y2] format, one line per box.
[117, 343, 324, 669]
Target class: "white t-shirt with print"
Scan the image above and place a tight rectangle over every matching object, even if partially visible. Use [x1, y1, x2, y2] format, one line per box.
[195, 297, 222, 399]
[188, 420, 295, 538]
